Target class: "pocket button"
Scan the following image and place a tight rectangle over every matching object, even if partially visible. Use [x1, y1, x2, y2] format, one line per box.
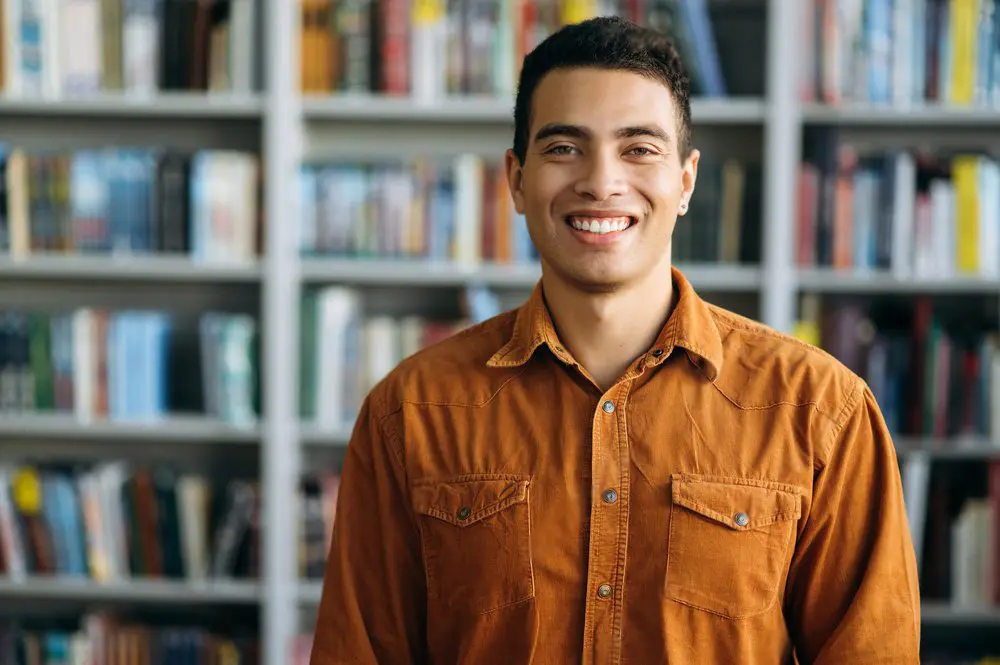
[457, 506, 472, 520]
[734, 512, 750, 527]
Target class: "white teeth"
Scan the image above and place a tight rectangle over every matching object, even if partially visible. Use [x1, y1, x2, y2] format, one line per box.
[569, 216, 632, 234]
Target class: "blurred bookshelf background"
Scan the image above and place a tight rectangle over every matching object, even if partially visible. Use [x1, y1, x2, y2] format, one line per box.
[0, 0, 997, 663]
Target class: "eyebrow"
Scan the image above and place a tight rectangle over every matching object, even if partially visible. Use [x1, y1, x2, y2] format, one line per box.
[532, 123, 672, 144]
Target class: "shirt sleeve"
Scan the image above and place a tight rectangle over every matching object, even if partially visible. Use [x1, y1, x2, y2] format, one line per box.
[784, 379, 921, 664]
[309, 393, 427, 664]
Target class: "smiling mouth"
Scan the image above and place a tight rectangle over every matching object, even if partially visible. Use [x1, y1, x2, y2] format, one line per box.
[565, 215, 637, 235]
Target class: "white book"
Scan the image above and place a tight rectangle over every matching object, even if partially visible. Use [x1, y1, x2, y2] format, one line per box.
[891, 151, 916, 279]
[981, 157, 1000, 278]
[364, 316, 400, 391]
[229, 0, 255, 93]
[453, 153, 484, 265]
[892, 0, 914, 107]
[177, 474, 211, 580]
[316, 287, 361, 431]
[929, 179, 954, 279]
[410, 6, 448, 104]
[41, 0, 60, 97]
[900, 452, 930, 574]
[72, 308, 95, 423]
[96, 461, 129, 579]
[59, 0, 101, 96]
[122, 0, 159, 95]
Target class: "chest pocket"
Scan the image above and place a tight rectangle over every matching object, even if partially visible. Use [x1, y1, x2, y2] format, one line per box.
[666, 474, 802, 620]
[412, 474, 534, 616]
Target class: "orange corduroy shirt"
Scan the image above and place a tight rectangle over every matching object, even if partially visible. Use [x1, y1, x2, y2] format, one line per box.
[310, 266, 921, 665]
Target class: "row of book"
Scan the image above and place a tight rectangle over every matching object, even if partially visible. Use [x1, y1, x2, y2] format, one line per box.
[0, 462, 259, 582]
[797, 295, 1000, 440]
[1, 614, 259, 665]
[1, 0, 257, 98]
[299, 157, 535, 264]
[0, 147, 261, 264]
[298, 472, 339, 580]
[299, 156, 761, 265]
[298, 286, 479, 429]
[899, 456, 1000, 610]
[799, 0, 1000, 107]
[0, 308, 258, 426]
[798, 135, 1000, 278]
[299, 0, 726, 99]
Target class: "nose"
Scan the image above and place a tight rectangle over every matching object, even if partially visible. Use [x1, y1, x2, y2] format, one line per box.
[573, 149, 628, 201]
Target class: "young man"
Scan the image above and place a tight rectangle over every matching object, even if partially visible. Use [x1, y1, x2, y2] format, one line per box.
[310, 16, 920, 665]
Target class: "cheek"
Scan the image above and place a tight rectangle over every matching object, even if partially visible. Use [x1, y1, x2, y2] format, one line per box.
[632, 167, 681, 204]
[523, 166, 570, 211]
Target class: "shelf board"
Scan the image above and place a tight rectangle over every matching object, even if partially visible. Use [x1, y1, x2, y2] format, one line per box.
[921, 602, 1000, 625]
[0, 576, 260, 604]
[301, 258, 540, 287]
[804, 102, 1000, 126]
[301, 258, 762, 291]
[0, 93, 263, 119]
[797, 268, 1000, 294]
[896, 437, 1000, 460]
[303, 95, 766, 125]
[0, 254, 262, 283]
[0, 414, 261, 444]
[301, 423, 353, 448]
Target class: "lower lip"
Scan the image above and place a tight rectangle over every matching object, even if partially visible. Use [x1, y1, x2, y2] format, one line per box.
[566, 221, 635, 245]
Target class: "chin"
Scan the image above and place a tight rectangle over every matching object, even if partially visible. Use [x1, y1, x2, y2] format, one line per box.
[552, 263, 635, 294]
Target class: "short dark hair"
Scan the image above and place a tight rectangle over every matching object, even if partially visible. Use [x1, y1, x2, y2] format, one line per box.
[512, 16, 692, 165]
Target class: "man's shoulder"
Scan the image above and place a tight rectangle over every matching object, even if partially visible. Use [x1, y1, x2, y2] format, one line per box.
[367, 308, 524, 418]
[707, 303, 864, 431]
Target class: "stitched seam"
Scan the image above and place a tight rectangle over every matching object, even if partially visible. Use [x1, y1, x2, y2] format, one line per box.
[476, 591, 534, 616]
[420, 491, 524, 526]
[709, 379, 841, 422]
[819, 375, 863, 466]
[671, 474, 804, 496]
[412, 473, 530, 486]
[374, 398, 406, 474]
[398, 365, 530, 409]
[675, 496, 801, 528]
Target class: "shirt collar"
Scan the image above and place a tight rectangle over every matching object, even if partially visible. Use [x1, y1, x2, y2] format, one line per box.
[486, 266, 724, 381]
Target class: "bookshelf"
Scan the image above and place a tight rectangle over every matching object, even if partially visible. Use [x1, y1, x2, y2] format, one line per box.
[1, 0, 999, 664]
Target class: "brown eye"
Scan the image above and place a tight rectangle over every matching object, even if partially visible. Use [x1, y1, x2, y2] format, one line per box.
[546, 145, 577, 156]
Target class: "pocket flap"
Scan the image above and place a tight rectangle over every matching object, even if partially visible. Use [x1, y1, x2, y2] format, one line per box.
[671, 474, 802, 531]
[413, 475, 530, 527]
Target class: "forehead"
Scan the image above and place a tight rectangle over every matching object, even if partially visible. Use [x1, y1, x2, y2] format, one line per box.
[529, 67, 678, 137]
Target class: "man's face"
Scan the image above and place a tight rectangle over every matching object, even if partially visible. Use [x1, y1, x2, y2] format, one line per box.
[506, 67, 699, 292]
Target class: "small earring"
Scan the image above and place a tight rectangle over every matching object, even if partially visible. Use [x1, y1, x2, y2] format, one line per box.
[679, 201, 688, 214]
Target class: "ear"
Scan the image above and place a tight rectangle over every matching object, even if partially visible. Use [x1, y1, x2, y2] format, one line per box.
[505, 148, 527, 215]
[678, 148, 700, 216]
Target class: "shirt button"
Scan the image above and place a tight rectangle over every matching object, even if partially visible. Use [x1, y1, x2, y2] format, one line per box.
[602, 488, 618, 504]
[457, 506, 472, 520]
[602, 400, 615, 414]
[651, 348, 664, 357]
[597, 583, 613, 599]
[734, 512, 750, 527]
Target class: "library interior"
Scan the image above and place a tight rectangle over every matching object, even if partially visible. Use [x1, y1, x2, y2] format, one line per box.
[0, 0, 998, 663]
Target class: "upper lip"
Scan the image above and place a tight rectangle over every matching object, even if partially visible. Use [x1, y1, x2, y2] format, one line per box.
[564, 209, 639, 220]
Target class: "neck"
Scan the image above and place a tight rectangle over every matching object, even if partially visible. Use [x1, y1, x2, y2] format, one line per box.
[541, 260, 675, 392]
